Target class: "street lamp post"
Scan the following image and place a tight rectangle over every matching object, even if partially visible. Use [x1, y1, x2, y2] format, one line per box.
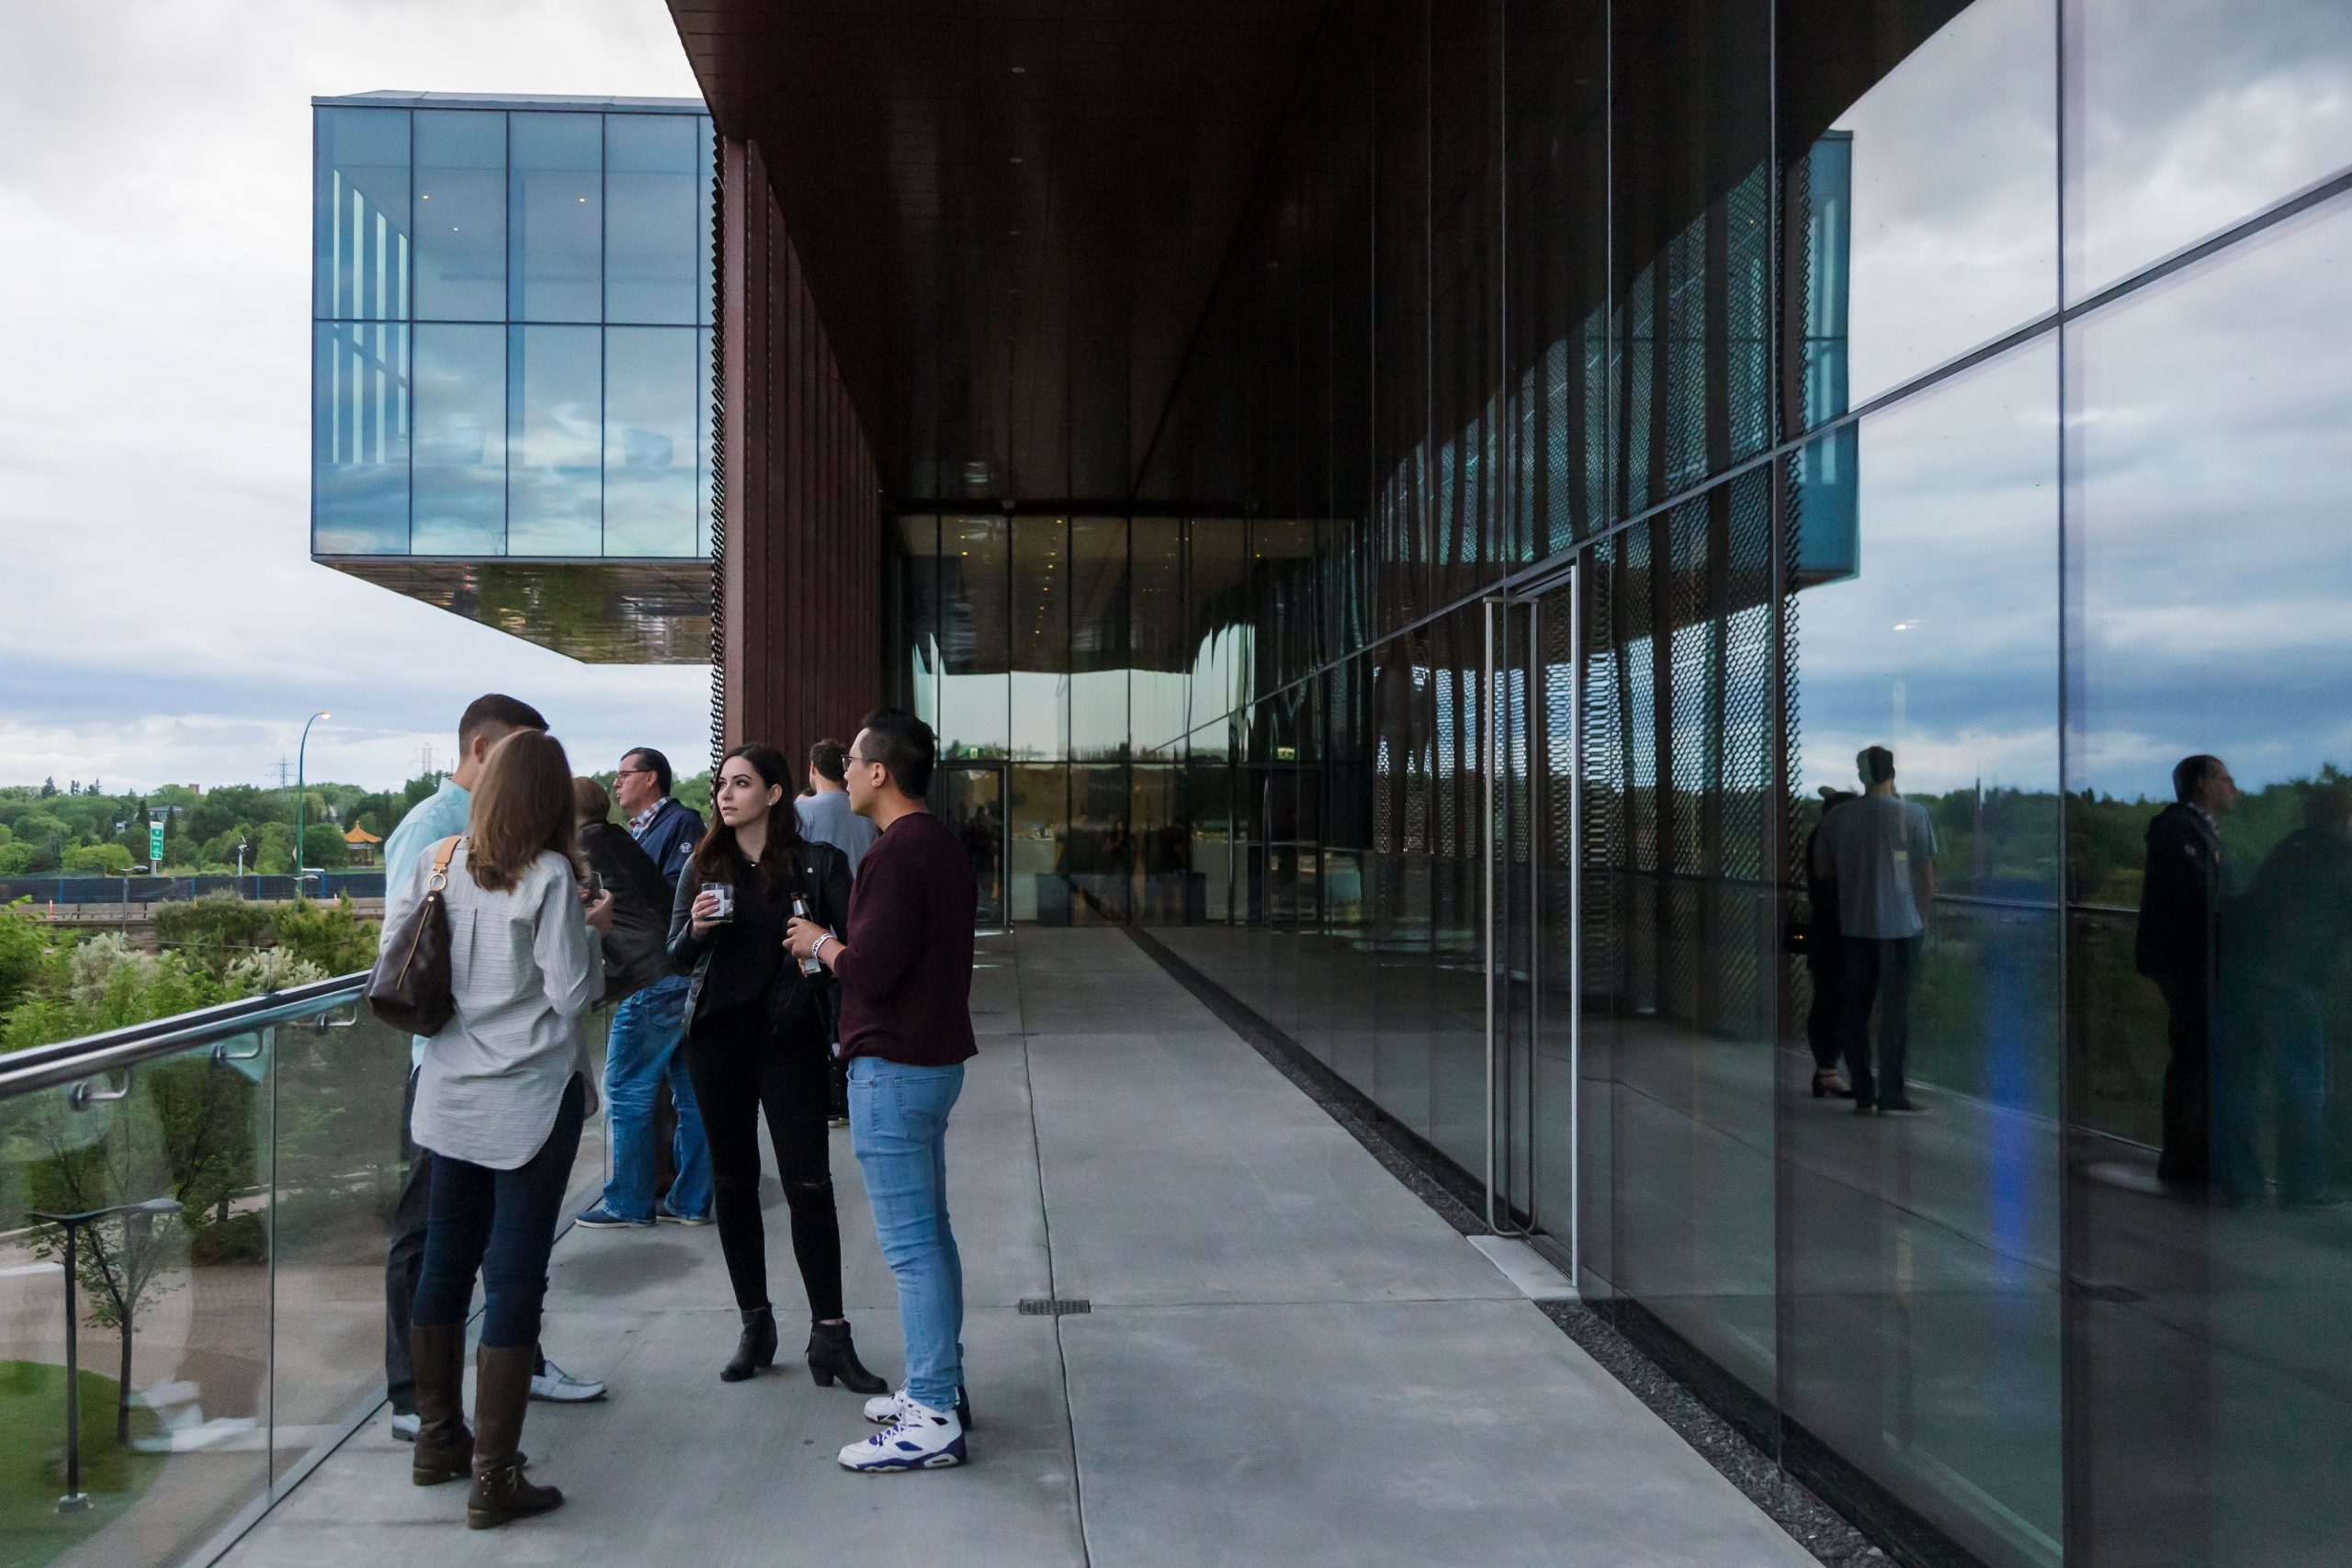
[292, 711, 331, 897]
[28, 1199, 182, 1515]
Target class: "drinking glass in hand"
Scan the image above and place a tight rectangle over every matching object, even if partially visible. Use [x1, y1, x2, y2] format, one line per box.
[707, 883, 735, 922]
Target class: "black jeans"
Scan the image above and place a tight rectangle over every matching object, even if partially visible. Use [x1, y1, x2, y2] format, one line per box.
[384, 1068, 435, 1413]
[684, 1001, 843, 1321]
[1841, 936, 1918, 1109]
[1804, 939, 1847, 1076]
[2156, 976, 2214, 1184]
[412, 1076, 587, 1348]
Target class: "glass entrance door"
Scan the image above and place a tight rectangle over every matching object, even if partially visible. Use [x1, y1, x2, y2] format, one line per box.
[936, 763, 1009, 931]
[1484, 568, 1580, 1271]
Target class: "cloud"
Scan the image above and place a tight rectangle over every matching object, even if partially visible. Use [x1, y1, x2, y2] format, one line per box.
[0, 0, 707, 793]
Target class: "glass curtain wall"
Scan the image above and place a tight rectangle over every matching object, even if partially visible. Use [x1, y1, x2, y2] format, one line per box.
[884, 2, 2352, 1562]
[311, 99, 715, 561]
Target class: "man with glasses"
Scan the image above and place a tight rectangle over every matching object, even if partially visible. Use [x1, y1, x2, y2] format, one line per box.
[787, 712, 978, 1472]
[577, 748, 712, 1229]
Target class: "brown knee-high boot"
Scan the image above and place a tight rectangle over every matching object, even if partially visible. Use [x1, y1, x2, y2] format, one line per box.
[467, 1344, 562, 1529]
[408, 1324, 473, 1485]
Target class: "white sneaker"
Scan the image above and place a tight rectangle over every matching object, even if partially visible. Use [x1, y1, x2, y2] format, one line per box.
[390, 1410, 420, 1441]
[838, 1396, 966, 1472]
[530, 1359, 606, 1403]
[865, 1385, 972, 1428]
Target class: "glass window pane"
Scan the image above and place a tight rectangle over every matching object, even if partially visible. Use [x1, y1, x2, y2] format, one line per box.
[2069, 0, 2352, 299]
[1580, 475, 1780, 1403]
[1786, 339, 2062, 1568]
[2069, 192, 2352, 1567]
[1132, 517, 1188, 756]
[1188, 519, 1253, 726]
[895, 514, 943, 728]
[940, 516, 1010, 759]
[1780, 0, 2056, 420]
[603, 326, 695, 555]
[510, 113, 602, 322]
[313, 107, 410, 321]
[507, 324, 601, 555]
[1010, 763, 1069, 923]
[1612, 0, 1773, 513]
[1012, 516, 1069, 761]
[697, 118, 717, 328]
[1070, 517, 1129, 761]
[413, 110, 505, 321]
[1070, 762, 1132, 922]
[605, 114, 701, 324]
[695, 329, 713, 553]
[311, 321, 409, 553]
[411, 323, 505, 555]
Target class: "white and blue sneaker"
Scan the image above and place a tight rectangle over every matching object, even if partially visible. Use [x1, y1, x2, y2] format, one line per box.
[839, 1396, 966, 1472]
[865, 1385, 972, 1429]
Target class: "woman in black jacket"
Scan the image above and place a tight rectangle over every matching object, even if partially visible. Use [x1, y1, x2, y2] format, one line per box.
[667, 744, 884, 1392]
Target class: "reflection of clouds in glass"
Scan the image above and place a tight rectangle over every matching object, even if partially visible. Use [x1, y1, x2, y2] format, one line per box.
[1799, 341, 2057, 799]
[1831, 0, 2056, 402]
[2074, 0, 2352, 295]
[2077, 194, 2352, 799]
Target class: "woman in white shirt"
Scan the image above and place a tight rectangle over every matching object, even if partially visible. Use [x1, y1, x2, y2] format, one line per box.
[398, 729, 614, 1529]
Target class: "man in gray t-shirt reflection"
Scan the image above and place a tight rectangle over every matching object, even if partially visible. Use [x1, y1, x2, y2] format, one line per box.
[1814, 745, 1938, 1115]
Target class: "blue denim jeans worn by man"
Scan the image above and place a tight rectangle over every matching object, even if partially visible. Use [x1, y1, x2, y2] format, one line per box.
[589, 976, 710, 1224]
[849, 1056, 966, 1412]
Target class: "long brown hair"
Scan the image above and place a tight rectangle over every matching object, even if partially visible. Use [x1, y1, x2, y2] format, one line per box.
[691, 743, 802, 899]
[467, 730, 579, 892]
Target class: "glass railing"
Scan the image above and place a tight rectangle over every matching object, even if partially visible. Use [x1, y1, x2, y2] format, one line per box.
[0, 978, 611, 1568]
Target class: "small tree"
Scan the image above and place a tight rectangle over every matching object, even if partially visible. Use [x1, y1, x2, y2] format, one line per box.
[301, 823, 351, 871]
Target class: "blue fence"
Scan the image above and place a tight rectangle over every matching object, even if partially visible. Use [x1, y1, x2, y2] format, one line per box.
[0, 872, 390, 906]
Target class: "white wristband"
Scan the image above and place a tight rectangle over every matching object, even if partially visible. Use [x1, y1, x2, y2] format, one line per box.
[812, 933, 834, 962]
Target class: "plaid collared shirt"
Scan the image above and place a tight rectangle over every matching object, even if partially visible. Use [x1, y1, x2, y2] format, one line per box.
[628, 799, 663, 839]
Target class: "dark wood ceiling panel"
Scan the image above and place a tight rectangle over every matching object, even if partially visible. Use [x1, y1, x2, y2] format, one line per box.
[666, 0, 1328, 504]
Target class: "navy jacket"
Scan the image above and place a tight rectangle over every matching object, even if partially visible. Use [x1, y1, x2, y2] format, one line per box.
[633, 796, 706, 892]
[2135, 803, 2242, 987]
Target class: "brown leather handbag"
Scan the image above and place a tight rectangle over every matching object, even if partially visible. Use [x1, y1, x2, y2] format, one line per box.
[368, 837, 461, 1034]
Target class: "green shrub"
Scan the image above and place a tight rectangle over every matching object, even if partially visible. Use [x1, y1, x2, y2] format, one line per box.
[270, 895, 379, 976]
[153, 893, 277, 978]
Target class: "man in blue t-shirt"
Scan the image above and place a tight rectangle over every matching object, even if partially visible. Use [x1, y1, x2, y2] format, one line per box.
[1815, 745, 1938, 1115]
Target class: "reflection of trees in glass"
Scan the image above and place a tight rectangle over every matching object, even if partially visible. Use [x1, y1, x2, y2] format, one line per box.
[1788, 770, 2352, 1137]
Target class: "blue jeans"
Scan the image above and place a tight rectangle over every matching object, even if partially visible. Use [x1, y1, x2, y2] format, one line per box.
[849, 1056, 966, 1413]
[598, 976, 710, 1221]
[413, 1076, 585, 1348]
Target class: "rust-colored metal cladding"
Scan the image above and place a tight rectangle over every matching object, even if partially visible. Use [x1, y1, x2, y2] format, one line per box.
[718, 136, 884, 760]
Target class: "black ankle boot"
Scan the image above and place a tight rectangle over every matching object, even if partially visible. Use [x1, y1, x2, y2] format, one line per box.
[806, 1319, 888, 1394]
[722, 1306, 778, 1382]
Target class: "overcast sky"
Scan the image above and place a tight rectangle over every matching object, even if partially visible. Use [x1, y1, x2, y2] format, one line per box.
[0, 1, 705, 794]
[3, 0, 2345, 807]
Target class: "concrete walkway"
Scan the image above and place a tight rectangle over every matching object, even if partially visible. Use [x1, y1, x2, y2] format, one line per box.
[218, 930, 1813, 1568]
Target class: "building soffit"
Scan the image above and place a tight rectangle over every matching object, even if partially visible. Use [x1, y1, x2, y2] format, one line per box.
[665, 0, 1331, 507]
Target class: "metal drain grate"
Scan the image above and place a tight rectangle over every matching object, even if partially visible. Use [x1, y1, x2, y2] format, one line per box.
[1018, 1298, 1091, 1317]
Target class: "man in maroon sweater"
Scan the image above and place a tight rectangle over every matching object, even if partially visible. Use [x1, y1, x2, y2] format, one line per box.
[786, 709, 978, 1472]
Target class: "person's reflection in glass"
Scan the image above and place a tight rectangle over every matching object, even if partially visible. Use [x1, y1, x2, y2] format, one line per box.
[2133, 754, 2242, 1191]
[2216, 781, 2352, 1209]
[1813, 746, 1938, 1115]
[1804, 786, 1860, 1100]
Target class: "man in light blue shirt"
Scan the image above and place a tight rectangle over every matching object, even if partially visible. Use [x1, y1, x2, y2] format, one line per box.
[381, 696, 604, 1433]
